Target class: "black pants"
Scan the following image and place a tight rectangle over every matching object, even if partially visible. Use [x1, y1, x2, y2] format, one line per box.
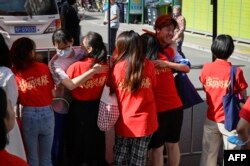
[176, 40, 185, 58]
[63, 99, 108, 166]
[110, 27, 118, 55]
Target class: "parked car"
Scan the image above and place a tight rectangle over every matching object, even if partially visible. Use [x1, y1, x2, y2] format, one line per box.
[0, 0, 61, 53]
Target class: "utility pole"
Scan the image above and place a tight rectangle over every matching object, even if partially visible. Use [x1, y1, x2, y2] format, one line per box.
[211, 0, 217, 61]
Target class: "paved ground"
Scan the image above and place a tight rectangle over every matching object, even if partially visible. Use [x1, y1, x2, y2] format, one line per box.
[80, 9, 250, 62]
[79, 10, 250, 166]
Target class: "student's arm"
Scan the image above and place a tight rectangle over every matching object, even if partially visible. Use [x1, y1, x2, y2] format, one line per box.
[62, 64, 109, 90]
[237, 118, 250, 149]
[153, 60, 190, 73]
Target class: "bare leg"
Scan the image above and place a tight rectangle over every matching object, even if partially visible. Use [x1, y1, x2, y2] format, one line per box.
[166, 142, 180, 166]
[151, 145, 164, 166]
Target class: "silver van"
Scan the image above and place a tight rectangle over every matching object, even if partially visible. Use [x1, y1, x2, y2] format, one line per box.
[0, 0, 61, 49]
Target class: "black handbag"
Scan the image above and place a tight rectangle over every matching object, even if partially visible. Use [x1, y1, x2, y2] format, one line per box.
[163, 51, 203, 109]
[175, 72, 203, 109]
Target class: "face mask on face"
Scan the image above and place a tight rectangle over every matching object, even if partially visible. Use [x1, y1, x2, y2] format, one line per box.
[173, 13, 178, 18]
[57, 47, 73, 57]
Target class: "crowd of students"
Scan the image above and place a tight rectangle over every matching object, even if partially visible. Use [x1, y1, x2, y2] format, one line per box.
[0, 12, 250, 166]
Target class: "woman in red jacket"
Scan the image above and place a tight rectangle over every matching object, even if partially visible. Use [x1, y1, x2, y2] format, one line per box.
[110, 30, 158, 166]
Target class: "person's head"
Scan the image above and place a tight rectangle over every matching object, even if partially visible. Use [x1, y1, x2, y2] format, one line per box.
[154, 14, 177, 47]
[67, 0, 76, 5]
[10, 37, 36, 70]
[0, 34, 11, 68]
[115, 30, 144, 92]
[81, 31, 107, 65]
[110, 0, 116, 5]
[211, 34, 234, 60]
[167, 5, 173, 15]
[52, 29, 74, 57]
[0, 88, 15, 150]
[173, 5, 181, 17]
[141, 33, 160, 60]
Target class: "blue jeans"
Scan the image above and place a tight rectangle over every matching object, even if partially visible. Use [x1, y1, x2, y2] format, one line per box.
[22, 105, 54, 166]
[52, 111, 68, 166]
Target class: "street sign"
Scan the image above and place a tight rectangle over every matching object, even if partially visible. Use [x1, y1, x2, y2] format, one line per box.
[129, 0, 143, 14]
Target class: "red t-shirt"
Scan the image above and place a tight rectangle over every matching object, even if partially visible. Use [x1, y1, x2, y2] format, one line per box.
[66, 58, 108, 100]
[111, 59, 158, 137]
[0, 150, 28, 166]
[12, 62, 54, 107]
[154, 52, 182, 112]
[240, 97, 250, 123]
[200, 59, 248, 122]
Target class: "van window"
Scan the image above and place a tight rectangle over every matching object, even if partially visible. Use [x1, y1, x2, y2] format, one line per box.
[0, 0, 58, 16]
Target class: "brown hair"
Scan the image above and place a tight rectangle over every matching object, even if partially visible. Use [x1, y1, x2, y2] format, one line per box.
[114, 30, 144, 92]
[10, 37, 36, 70]
[154, 14, 178, 30]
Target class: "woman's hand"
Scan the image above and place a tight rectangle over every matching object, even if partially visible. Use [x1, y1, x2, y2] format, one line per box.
[153, 60, 168, 68]
[92, 64, 109, 74]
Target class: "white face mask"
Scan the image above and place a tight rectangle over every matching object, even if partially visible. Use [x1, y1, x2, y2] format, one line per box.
[57, 47, 73, 57]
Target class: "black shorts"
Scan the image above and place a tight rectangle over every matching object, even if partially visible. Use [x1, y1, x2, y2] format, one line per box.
[149, 107, 183, 149]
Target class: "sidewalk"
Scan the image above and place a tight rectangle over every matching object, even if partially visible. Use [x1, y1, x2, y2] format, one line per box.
[183, 32, 250, 62]
[80, 10, 250, 61]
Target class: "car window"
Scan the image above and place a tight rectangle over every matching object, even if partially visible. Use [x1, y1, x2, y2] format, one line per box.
[0, 0, 58, 16]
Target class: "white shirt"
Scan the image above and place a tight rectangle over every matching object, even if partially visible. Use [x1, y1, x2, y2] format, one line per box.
[0, 66, 27, 161]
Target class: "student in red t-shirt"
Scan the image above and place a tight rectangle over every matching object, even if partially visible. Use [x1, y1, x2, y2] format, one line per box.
[110, 30, 158, 166]
[66, 31, 109, 166]
[0, 88, 28, 166]
[199, 34, 248, 166]
[141, 15, 190, 166]
[10, 38, 55, 166]
[49, 29, 108, 166]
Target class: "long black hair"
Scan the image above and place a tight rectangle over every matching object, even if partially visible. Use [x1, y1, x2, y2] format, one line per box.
[82, 31, 107, 65]
[0, 34, 11, 68]
[114, 30, 144, 92]
[141, 33, 160, 60]
[0, 88, 8, 150]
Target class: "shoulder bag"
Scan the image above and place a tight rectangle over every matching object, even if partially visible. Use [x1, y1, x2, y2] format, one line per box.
[223, 66, 242, 131]
[97, 57, 119, 131]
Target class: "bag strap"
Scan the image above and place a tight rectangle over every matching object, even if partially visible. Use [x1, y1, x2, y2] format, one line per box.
[229, 66, 237, 94]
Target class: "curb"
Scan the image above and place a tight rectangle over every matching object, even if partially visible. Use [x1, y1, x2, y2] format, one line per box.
[183, 41, 250, 62]
[81, 12, 250, 62]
